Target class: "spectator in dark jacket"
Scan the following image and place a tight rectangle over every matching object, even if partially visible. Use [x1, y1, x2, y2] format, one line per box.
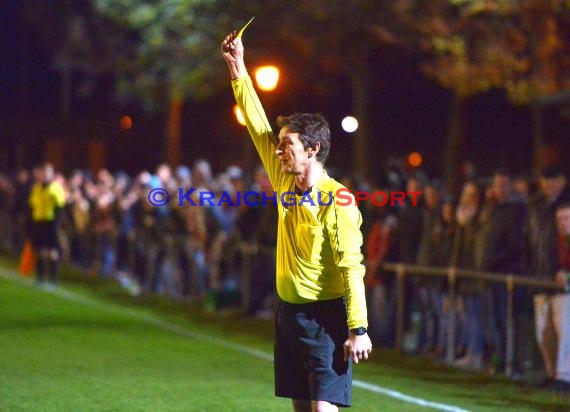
[397, 176, 424, 264]
[534, 201, 570, 388]
[416, 181, 443, 354]
[451, 181, 486, 371]
[12, 169, 32, 252]
[396, 175, 424, 351]
[480, 169, 527, 374]
[365, 197, 398, 346]
[526, 167, 570, 279]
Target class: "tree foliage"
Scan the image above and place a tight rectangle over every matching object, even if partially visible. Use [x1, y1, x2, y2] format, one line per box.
[20, 0, 129, 103]
[93, 0, 241, 109]
[383, 0, 570, 104]
[25, 1, 569, 110]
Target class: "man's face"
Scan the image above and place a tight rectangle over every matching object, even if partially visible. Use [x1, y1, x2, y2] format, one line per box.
[424, 186, 440, 210]
[442, 202, 454, 224]
[460, 182, 480, 208]
[157, 165, 171, 184]
[539, 176, 566, 200]
[275, 127, 310, 175]
[491, 174, 511, 203]
[38, 166, 54, 184]
[406, 178, 422, 194]
[556, 207, 570, 236]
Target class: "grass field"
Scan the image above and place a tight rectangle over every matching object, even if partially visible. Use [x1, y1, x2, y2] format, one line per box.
[0, 256, 568, 411]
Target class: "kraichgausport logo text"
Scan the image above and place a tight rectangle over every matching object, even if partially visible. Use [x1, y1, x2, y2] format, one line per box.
[147, 188, 422, 208]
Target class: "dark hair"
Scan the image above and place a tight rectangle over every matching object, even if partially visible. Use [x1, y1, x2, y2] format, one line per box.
[493, 167, 511, 178]
[540, 166, 565, 179]
[556, 201, 570, 212]
[276, 113, 331, 165]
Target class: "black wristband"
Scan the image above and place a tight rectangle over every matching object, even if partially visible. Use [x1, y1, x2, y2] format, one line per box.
[350, 327, 367, 336]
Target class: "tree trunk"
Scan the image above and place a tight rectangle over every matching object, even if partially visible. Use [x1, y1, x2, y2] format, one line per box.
[17, 6, 29, 114]
[531, 102, 543, 176]
[166, 90, 184, 166]
[443, 92, 467, 196]
[350, 67, 372, 181]
[60, 62, 72, 118]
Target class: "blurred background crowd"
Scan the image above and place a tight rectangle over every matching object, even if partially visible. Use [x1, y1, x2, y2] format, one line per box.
[0, 158, 569, 385]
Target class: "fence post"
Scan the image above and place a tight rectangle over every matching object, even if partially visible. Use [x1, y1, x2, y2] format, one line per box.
[505, 275, 515, 377]
[165, 234, 176, 296]
[395, 264, 406, 352]
[127, 231, 136, 279]
[240, 243, 252, 313]
[446, 266, 457, 365]
[144, 234, 155, 292]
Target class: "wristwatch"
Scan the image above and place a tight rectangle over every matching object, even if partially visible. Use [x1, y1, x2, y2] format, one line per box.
[350, 327, 367, 336]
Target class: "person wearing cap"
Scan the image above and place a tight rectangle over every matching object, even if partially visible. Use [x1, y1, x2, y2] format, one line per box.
[221, 29, 371, 411]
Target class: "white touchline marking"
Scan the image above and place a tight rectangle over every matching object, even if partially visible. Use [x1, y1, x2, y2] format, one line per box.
[0, 268, 469, 412]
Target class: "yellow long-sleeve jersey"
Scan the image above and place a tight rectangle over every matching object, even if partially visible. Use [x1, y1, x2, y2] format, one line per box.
[29, 181, 66, 222]
[232, 75, 368, 329]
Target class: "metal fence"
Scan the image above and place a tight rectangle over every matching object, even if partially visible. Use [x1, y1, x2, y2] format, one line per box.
[237, 245, 561, 377]
[380, 262, 560, 377]
[48, 227, 564, 378]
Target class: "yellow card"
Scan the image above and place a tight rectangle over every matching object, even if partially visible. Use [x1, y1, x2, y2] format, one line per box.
[236, 16, 255, 38]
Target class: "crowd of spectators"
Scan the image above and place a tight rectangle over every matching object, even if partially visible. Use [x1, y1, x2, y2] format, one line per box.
[363, 164, 569, 386]
[0, 160, 569, 385]
[0, 160, 278, 315]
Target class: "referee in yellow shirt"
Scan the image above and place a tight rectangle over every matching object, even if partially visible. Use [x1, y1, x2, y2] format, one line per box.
[222, 30, 372, 411]
[28, 163, 66, 287]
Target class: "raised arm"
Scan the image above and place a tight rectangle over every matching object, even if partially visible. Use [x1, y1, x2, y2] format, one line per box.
[220, 30, 282, 189]
[221, 31, 247, 80]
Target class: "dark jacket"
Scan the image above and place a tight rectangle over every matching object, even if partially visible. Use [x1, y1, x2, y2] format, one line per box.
[397, 202, 423, 264]
[526, 189, 570, 279]
[481, 200, 527, 274]
[452, 216, 484, 294]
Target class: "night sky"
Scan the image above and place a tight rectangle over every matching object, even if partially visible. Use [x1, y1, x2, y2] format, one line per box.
[1, 2, 568, 182]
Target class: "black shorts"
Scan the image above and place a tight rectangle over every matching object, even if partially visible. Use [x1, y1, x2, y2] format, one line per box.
[30, 220, 59, 249]
[274, 297, 352, 407]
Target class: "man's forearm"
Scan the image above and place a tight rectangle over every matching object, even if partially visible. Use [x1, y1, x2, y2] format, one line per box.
[231, 76, 280, 188]
[226, 59, 248, 80]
